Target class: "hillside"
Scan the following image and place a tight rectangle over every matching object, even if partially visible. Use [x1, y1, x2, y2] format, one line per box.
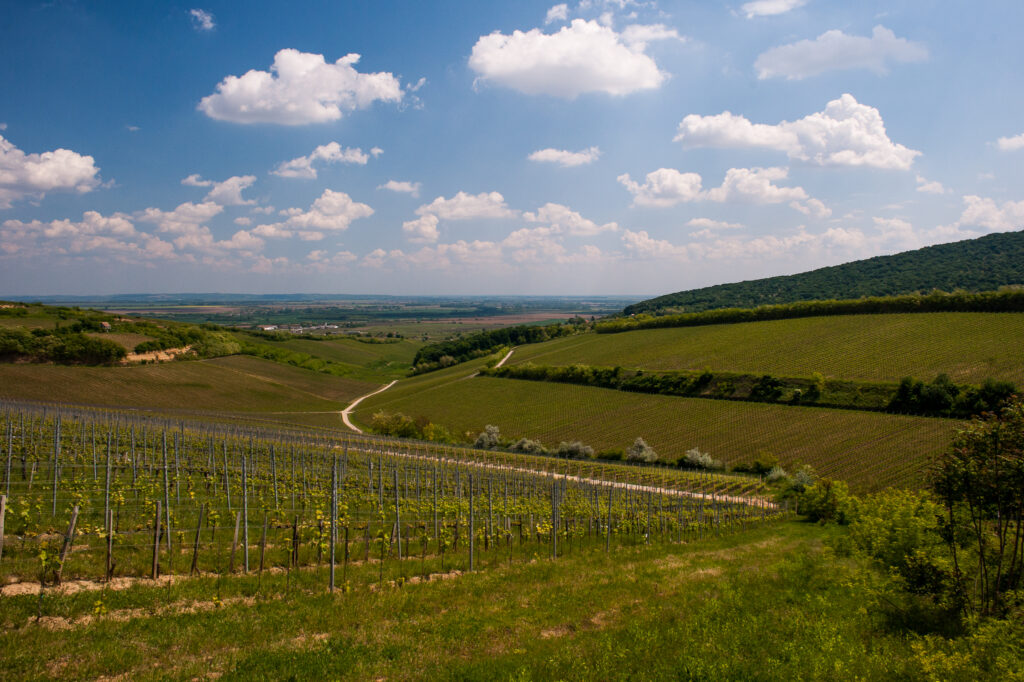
[510, 312, 1024, 385]
[625, 230, 1024, 315]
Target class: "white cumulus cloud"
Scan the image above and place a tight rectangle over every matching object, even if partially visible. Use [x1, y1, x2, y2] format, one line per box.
[469, 19, 672, 98]
[675, 94, 919, 170]
[523, 202, 618, 236]
[0, 135, 103, 209]
[181, 174, 257, 205]
[619, 166, 828, 216]
[996, 133, 1024, 152]
[528, 146, 601, 167]
[954, 195, 1024, 232]
[686, 218, 743, 230]
[915, 174, 947, 194]
[415, 191, 517, 220]
[189, 9, 215, 31]
[198, 49, 403, 125]
[378, 180, 421, 197]
[755, 26, 927, 80]
[402, 214, 440, 243]
[545, 3, 569, 23]
[252, 189, 374, 240]
[272, 142, 375, 179]
[741, 0, 808, 18]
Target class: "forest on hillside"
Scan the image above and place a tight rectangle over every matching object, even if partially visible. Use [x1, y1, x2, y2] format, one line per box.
[625, 230, 1024, 314]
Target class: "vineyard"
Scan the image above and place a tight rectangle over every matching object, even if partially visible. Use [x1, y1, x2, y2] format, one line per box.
[0, 403, 784, 604]
[509, 312, 1024, 385]
[358, 369, 960, 492]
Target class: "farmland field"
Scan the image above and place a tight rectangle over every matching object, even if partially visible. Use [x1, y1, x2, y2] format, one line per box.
[0, 355, 375, 417]
[239, 335, 420, 382]
[357, 370, 959, 492]
[510, 312, 1024, 385]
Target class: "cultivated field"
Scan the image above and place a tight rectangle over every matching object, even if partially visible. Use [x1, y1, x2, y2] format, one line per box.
[0, 356, 375, 418]
[241, 335, 420, 382]
[511, 312, 1024, 385]
[357, 368, 959, 492]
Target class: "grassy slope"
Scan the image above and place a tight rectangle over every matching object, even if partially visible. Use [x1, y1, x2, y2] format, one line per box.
[358, 369, 957, 491]
[0, 522, 940, 681]
[258, 336, 419, 381]
[511, 312, 1024, 385]
[0, 355, 375, 416]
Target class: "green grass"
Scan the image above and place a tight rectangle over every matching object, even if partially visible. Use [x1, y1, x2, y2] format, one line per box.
[0, 522, 947, 681]
[512, 312, 1024, 385]
[246, 335, 420, 381]
[85, 332, 155, 351]
[0, 355, 375, 416]
[358, 372, 959, 492]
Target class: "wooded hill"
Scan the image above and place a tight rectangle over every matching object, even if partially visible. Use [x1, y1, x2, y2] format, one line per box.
[624, 230, 1024, 315]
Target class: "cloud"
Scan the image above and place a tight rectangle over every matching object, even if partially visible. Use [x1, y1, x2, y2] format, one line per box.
[378, 180, 421, 197]
[621, 229, 689, 258]
[618, 168, 703, 208]
[741, 0, 808, 18]
[402, 214, 440, 243]
[1, 211, 178, 261]
[469, 19, 673, 98]
[198, 49, 403, 125]
[234, 216, 252, 226]
[528, 146, 601, 167]
[189, 9, 215, 31]
[996, 133, 1024, 152]
[619, 166, 829, 216]
[252, 189, 374, 240]
[0, 134, 103, 208]
[686, 218, 743, 230]
[915, 174, 947, 194]
[675, 94, 919, 170]
[363, 240, 504, 270]
[181, 174, 257, 205]
[135, 201, 261, 253]
[523, 202, 618, 236]
[755, 26, 928, 80]
[619, 24, 684, 51]
[545, 3, 569, 23]
[415, 191, 517, 220]
[953, 195, 1024, 232]
[271, 142, 375, 179]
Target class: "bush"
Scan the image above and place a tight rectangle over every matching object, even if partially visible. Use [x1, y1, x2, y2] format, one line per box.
[765, 465, 788, 483]
[799, 479, 854, 524]
[625, 437, 658, 463]
[511, 438, 547, 455]
[678, 447, 722, 471]
[557, 441, 594, 459]
[474, 424, 501, 449]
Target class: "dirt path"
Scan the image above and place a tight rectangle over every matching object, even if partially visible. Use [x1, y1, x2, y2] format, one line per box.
[494, 347, 515, 368]
[341, 380, 398, 433]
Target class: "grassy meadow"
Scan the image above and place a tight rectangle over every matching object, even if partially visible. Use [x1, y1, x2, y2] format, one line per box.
[511, 312, 1024, 385]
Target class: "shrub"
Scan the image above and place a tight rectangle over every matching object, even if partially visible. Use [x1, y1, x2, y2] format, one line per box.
[474, 424, 501, 449]
[679, 447, 723, 471]
[799, 479, 854, 524]
[625, 437, 658, 463]
[511, 438, 547, 455]
[557, 441, 594, 459]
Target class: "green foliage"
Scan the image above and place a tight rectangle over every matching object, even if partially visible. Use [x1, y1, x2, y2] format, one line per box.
[0, 328, 126, 365]
[369, 410, 454, 443]
[608, 290, 1024, 333]
[486, 361, 1015, 419]
[932, 397, 1024, 618]
[798, 479, 855, 524]
[733, 451, 779, 475]
[623, 230, 1024, 314]
[412, 321, 584, 372]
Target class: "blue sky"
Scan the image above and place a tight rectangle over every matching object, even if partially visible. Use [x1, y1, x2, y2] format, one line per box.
[1, 0, 1022, 296]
